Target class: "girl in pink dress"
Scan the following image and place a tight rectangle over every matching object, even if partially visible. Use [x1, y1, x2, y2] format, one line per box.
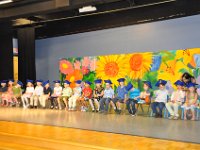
[1, 79, 14, 106]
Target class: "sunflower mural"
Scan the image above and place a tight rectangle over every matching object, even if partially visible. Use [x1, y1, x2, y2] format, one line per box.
[59, 48, 200, 90]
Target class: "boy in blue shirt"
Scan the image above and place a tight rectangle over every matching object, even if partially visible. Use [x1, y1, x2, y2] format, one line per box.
[111, 78, 128, 114]
[126, 82, 140, 116]
[99, 80, 114, 114]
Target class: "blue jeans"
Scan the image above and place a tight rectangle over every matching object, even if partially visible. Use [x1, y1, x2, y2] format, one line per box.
[99, 98, 111, 112]
[126, 99, 137, 115]
[151, 102, 165, 115]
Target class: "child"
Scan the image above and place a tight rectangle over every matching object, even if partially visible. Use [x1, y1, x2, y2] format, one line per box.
[126, 83, 140, 116]
[39, 80, 52, 109]
[151, 79, 169, 118]
[59, 80, 72, 110]
[30, 80, 43, 109]
[1, 79, 14, 106]
[21, 80, 34, 108]
[68, 80, 82, 111]
[112, 78, 128, 114]
[183, 82, 198, 120]
[51, 80, 62, 109]
[78, 81, 93, 112]
[90, 79, 104, 112]
[99, 80, 114, 114]
[12, 80, 23, 107]
[166, 80, 185, 120]
[0, 80, 8, 105]
[140, 81, 152, 104]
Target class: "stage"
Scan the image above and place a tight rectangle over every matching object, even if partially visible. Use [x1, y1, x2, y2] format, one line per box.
[0, 107, 199, 144]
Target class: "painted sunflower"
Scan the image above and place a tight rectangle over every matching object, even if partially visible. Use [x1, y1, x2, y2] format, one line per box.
[95, 54, 128, 86]
[127, 53, 153, 79]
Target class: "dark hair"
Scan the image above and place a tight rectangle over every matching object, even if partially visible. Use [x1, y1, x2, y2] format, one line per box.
[182, 72, 193, 79]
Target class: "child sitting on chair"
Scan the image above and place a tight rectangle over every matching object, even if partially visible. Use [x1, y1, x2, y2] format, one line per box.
[126, 83, 140, 116]
[111, 78, 128, 114]
[166, 80, 185, 120]
[99, 80, 114, 115]
[78, 81, 93, 112]
[90, 79, 104, 112]
[68, 80, 82, 111]
[30, 80, 43, 109]
[151, 79, 169, 118]
[140, 81, 152, 104]
[21, 80, 34, 109]
[39, 80, 52, 109]
[0, 80, 8, 105]
[12, 80, 23, 107]
[59, 80, 72, 110]
[1, 79, 14, 106]
[183, 82, 198, 120]
[51, 80, 62, 109]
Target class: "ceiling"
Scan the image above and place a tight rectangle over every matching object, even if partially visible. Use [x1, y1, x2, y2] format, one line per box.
[0, 0, 200, 39]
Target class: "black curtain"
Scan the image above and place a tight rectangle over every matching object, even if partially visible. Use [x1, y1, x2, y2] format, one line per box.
[0, 21, 13, 80]
[17, 27, 36, 84]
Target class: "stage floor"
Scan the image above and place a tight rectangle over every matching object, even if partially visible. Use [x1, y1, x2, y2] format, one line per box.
[0, 107, 199, 144]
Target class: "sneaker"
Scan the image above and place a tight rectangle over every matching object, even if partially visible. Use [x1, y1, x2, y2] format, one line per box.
[118, 109, 122, 114]
[50, 106, 54, 109]
[168, 116, 174, 120]
[173, 116, 179, 120]
[131, 114, 136, 117]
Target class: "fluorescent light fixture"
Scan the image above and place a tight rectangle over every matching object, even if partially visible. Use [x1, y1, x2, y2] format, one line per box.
[0, 0, 13, 5]
[79, 6, 97, 13]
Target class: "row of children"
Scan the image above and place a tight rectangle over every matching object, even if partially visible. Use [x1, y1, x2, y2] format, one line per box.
[0, 77, 199, 120]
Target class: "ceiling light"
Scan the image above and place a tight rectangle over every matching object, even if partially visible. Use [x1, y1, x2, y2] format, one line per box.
[79, 6, 97, 13]
[0, 0, 13, 5]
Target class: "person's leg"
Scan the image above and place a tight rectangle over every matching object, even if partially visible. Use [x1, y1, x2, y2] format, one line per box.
[33, 96, 39, 108]
[39, 95, 44, 108]
[50, 97, 55, 109]
[89, 99, 95, 111]
[158, 102, 165, 117]
[21, 96, 26, 108]
[30, 96, 34, 108]
[173, 103, 180, 119]
[68, 96, 73, 110]
[117, 100, 123, 114]
[24, 97, 29, 108]
[191, 107, 196, 120]
[99, 98, 105, 112]
[72, 96, 78, 110]
[166, 102, 174, 118]
[63, 97, 68, 110]
[131, 100, 137, 115]
[126, 99, 132, 114]
[94, 99, 100, 111]
[105, 98, 111, 114]
[57, 97, 62, 110]
[151, 102, 158, 114]
[110, 98, 117, 112]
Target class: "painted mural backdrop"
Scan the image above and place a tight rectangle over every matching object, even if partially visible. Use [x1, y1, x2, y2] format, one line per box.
[59, 48, 200, 94]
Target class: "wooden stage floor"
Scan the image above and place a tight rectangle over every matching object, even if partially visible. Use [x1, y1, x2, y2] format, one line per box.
[0, 121, 200, 150]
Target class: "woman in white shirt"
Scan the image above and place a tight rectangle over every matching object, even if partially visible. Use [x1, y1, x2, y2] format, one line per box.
[30, 80, 44, 109]
[21, 80, 34, 108]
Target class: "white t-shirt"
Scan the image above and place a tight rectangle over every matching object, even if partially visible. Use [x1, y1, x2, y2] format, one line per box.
[34, 86, 44, 96]
[154, 89, 168, 103]
[53, 86, 62, 96]
[171, 90, 185, 102]
[26, 87, 34, 94]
